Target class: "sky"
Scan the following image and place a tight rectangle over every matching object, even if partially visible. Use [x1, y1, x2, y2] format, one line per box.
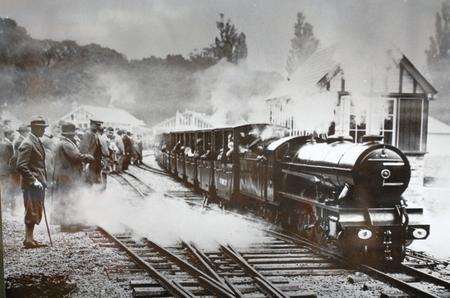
[1, 0, 442, 74]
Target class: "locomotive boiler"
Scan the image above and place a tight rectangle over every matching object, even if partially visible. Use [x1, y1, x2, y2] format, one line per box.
[288, 135, 411, 207]
[156, 123, 430, 264]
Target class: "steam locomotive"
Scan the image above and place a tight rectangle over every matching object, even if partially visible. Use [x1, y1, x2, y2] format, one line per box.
[155, 123, 429, 264]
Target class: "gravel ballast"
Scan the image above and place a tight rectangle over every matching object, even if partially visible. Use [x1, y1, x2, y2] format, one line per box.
[2, 209, 129, 297]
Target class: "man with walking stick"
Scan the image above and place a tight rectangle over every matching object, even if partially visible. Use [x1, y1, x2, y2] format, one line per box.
[16, 116, 52, 248]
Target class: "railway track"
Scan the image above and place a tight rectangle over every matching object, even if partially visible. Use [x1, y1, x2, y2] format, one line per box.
[359, 263, 450, 297]
[137, 162, 170, 177]
[110, 171, 155, 196]
[104, 167, 450, 297]
[93, 226, 339, 297]
[271, 231, 450, 297]
[405, 249, 450, 268]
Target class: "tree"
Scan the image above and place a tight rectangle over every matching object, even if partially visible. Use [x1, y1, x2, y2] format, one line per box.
[426, 0, 450, 67]
[426, 36, 439, 66]
[211, 14, 248, 64]
[187, 14, 247, 66]
[285, 12, 319, 76]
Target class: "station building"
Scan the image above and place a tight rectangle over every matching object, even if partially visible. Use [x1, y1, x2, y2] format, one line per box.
[58, 104, 146, 132]
[152, 109, 213, 135]
[266, 46, 438, 194]
[57, 104, 151, 145]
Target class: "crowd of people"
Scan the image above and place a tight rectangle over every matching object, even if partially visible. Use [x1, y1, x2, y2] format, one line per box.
[165, 133, 262, 161]
[0, 116, 144, 248]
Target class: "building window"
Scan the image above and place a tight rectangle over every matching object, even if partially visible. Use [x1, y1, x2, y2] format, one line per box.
[346, 98, 396, 144]
[379, 99, 396, 145]
[349, 112, 366, 143]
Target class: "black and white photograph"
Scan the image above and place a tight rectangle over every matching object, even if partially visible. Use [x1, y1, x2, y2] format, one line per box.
[0, 0, 449, 297]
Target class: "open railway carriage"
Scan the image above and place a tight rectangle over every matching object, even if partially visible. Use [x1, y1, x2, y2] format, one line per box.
[156, 123, 429, 264]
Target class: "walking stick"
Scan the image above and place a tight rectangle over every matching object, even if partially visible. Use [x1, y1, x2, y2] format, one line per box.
[44, 156, 57, 247]
[42, 201, 53, 246]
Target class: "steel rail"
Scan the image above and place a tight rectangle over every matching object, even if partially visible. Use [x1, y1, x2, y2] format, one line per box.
[182, 241, 223, 283]
[143, 238, 235, 297]
[268, 230, 447, 298]
[223, 277, 244, 298]
[359, 264, 438, 298]
[406, 249, 449, 266]
[136, 164, 170, 176]
[97, 226, 191, 298]
[220, 244, 288, 298]
[265, 230, 345, 262]
[122, 171, 155, 193]
[400, 264, 450, 290]
[110, 173, 147, 197]
[182, 241, 244, 298]
[118, 170, 156, 196]
[140, 162, 168, 174]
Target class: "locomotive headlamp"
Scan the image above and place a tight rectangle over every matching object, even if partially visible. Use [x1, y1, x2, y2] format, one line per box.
[357, 229, 373, 240]
[412, 228, 428, 239]
[380, 169, 391, 179]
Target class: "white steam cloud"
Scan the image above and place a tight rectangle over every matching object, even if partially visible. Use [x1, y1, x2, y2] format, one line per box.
[194, 60, 282, 126]
[63, 183, 267, 249]
[96, 71, 137, 107]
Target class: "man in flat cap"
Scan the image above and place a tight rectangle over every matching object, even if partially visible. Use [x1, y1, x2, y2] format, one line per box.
[115, 129, 125, 173]
[79, 119, 103, 185]
[97, 125, 111, 189]
[53, 122, 94, 229]
[122, 131, 133, 170]
[16, 116, 48, 248]
[105, 127, 118, 173]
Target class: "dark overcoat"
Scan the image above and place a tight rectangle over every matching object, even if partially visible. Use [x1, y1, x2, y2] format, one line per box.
[79, 130, 102, 183]
[53, 136, 87, 187]
[79, 131, 101, 159]
[0, 139, 14, 177]
[16, 133, 47, 189]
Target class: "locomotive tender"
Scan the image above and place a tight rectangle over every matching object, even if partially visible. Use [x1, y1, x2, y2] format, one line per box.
[155, 123, 429, 264]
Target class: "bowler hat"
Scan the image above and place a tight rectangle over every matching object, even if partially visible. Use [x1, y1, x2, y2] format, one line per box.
[61, 122, 76, 135]
[29, 116, 48, 127]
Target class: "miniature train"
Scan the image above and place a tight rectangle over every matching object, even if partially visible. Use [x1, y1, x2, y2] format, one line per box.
[155, 123, 429, 264]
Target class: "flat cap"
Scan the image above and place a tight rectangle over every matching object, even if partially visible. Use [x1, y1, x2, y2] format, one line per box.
[61, 122, 76, 135]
